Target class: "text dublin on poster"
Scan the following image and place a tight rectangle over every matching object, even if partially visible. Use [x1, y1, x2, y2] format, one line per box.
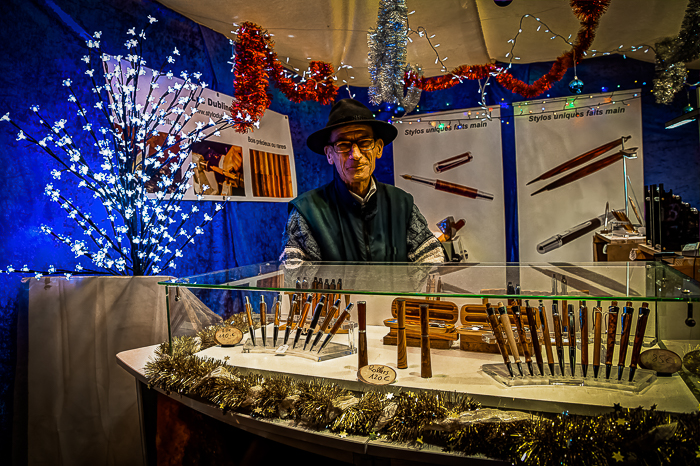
[105, 58, 297, 202]
[393, 106, 506, 262]
[514, 90, 643, 262]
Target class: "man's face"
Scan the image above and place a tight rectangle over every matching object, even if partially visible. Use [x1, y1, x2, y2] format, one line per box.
[324, 124, 383, 192]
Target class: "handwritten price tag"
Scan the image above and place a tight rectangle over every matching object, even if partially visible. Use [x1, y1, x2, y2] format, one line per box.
[639, 349, 682, 374]
[215, 326, 243, 347]
[357, 365, 397, 385]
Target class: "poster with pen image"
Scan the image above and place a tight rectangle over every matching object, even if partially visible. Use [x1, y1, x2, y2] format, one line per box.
[103, 56, 297, 202]
[393, 106, 506, 262]
[514, 90, 644, 262]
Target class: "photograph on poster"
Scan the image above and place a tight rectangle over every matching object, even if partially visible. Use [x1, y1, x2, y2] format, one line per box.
[515, 90, 644, 262]
[191, 141, 245, 197]
[249, 149, 293, 198]
[393, 107, 506, 263]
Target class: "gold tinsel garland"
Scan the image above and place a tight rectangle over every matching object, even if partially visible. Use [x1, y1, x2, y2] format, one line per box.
[144, 331, 700, 465]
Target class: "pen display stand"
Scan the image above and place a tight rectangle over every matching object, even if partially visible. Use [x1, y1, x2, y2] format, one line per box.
[241, 321, 357, 362]
[482, 363, 656, 393]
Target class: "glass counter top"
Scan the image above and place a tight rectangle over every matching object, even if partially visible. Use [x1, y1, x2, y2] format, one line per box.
[159, 261, 700, 303]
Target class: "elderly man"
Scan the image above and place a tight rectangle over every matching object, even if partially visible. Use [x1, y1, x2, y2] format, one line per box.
[281, 99, 445, 263]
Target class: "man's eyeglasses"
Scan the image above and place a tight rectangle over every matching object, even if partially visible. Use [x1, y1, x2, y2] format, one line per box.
[328, 138, 376, 155]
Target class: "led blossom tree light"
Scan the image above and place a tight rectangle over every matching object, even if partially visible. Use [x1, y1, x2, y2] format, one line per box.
[2, 17, 236, 277]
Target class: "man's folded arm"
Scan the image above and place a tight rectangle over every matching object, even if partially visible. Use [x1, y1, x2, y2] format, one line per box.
[280, 208, 323, 262]
[407, 205, 447, 263]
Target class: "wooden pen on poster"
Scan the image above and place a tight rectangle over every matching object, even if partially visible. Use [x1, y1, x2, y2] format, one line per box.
[498, 302, 523, 376]
[419, 303, 432, 378]
[397, 299, 408, 369]
[617, 301, 635, 380]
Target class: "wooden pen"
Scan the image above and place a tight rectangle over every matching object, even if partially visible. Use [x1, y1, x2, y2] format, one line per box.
[511, 304, 533, 376]
[538, 300, 556, 376]
[551, 300, 565, 376]
[486, 303, 513, 377]
[592, 301, 603, 378]
[498, 302, 523, 376]
[259, 295, 267, 347]
[617, 302, 635, 380]
[397, 299, 408, 369]
[579, 301, 589, 377]
[419, 303, 432, 378]
[317, 305, 352, 353]
[310, 298, 341, 351]
[628, 303, 650, 381]
[525, 300, 544, 376]
[358, 301, 368, 369]
[605, 301, 620, 379]
[284, 295, 299, 345]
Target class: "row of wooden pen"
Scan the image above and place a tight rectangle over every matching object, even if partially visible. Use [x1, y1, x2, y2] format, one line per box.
[485, 300, 650, 382]
[242, 292, 353, 353]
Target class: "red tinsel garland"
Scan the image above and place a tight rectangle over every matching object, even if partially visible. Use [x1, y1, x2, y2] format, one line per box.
[231, 22, 337, 132]
[405, 0, 611, 98]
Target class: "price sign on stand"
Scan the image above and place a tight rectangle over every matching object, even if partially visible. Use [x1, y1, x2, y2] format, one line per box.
[358, 365, 397, 385]
[215, 326, 244, 347]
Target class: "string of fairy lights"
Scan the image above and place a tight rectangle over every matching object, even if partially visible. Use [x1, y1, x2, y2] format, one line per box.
[251, 9, 661, 105]
[390, 89, 642, 129]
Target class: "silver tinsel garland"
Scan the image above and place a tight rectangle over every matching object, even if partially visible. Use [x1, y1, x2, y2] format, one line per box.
[653, 0, 700, 105]
[368, 0, 421, 115]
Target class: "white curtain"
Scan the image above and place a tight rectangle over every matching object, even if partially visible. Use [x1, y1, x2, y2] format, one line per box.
[27, 276, 169, 466]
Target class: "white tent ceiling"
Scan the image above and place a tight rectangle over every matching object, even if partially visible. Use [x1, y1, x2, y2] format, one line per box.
[156, 0, 697, 87]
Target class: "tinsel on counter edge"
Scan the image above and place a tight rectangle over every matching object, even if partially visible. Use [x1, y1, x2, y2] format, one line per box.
[144, 319, 700, 466]
[653, 0, 700, 105]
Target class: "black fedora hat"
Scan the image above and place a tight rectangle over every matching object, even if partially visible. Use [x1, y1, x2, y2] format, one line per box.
[306, 99, 398, 155]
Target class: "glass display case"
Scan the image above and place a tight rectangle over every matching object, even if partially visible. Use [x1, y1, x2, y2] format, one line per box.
[158, 261, 700, 414]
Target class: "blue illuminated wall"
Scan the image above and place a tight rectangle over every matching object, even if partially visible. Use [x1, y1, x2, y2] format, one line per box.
[0, 0, 698, 455]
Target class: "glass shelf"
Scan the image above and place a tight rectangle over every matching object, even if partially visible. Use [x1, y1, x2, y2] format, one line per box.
[159, 261, 700, 303]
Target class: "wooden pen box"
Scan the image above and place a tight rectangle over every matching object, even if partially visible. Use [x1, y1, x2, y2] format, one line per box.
[457, 300, 529, 354]
[382, 298, 458, 349]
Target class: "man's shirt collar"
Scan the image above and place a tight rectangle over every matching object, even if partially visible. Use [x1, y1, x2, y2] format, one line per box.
[348, 178, 376, 205]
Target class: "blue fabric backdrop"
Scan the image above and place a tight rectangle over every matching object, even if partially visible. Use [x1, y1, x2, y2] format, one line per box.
[0, 0, 698, 454]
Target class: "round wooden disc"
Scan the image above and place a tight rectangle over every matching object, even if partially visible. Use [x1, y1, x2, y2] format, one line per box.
[639, 349, 682, 375]
[682, 350, 700, 376]
[357, 365, 397, 385]
[215, 326, 243, 346]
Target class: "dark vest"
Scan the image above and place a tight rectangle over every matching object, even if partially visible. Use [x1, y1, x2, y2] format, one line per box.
[290, 174, 413, 261]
